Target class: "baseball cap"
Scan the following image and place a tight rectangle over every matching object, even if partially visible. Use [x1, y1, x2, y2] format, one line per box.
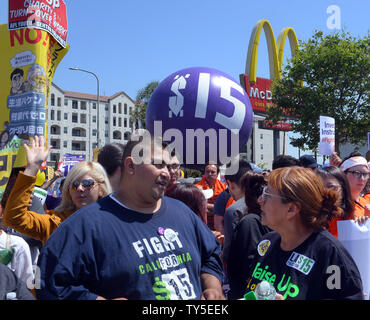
[299, 155, 318, 168]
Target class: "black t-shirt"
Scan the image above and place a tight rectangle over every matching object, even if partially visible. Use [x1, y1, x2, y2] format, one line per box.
[227, 213, 271, 299]
[245, 230, 364, 300]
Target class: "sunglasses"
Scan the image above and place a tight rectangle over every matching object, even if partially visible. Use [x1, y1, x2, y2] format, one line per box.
[70, 179, 96, 192]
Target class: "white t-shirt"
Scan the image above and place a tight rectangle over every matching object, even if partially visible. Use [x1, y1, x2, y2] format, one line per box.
[0, 231, 34, 285]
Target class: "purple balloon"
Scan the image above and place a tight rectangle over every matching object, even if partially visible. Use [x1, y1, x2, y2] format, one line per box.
[146, 67, 253, 166]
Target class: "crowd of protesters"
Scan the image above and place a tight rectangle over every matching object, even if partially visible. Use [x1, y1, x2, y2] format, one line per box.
[0, 134, 369, 300]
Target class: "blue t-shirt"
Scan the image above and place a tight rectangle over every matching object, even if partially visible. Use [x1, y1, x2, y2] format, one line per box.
[36, 195, 223, 300]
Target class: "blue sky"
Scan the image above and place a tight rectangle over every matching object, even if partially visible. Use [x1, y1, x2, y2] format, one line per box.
[1, 0, 368, 159]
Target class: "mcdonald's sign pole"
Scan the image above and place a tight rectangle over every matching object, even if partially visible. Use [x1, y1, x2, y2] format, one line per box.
[240, 19, 299, 162]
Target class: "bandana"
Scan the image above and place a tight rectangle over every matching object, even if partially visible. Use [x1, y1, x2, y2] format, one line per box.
[340, 156, 369, 172]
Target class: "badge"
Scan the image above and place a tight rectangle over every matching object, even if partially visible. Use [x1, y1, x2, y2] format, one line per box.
[157, 227, 165, 236]
[257, 239, 271, 256]
[286, 252, 315, 275]
[163, 228, 177, 242]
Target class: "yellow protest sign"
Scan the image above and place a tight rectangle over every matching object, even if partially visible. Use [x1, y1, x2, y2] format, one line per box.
[0, 24, 69, 141]
[0, 137, 21, 202]
[0, 23, 69, 202]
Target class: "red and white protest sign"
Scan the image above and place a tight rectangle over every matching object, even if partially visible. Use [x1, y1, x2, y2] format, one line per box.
[8, 0, 68, 48]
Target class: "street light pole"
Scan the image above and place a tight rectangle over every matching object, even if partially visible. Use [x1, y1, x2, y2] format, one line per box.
[69, 67, 100, 150]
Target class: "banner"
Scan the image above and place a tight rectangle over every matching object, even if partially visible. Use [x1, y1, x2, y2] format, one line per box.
[318, 116, 335, 155]
[0, 137, 21, 202]
[338, 220, 370, 300]
[0, 23, 69, 203]
[0, 24, 69, 142]
[8, 0, 68, 48]
[57, 154, 86, 177]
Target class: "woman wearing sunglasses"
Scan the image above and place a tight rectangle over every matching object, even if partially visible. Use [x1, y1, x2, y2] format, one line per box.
[243, 166, 363, 300]
[3, 136, 112, 244]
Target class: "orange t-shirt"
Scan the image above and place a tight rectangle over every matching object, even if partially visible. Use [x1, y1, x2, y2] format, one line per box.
[195, 176, 226, 203]
[328, 195, 370, 238]
[196, 177, 226, 230]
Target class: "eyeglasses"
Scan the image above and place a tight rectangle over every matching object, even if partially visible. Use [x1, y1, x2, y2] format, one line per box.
[70, 179, 96, 192]
[150, 161, 180, 172]
[346, 171, 369, 179]
[168, 163, 180, 171]
[260, 186, 286, 202]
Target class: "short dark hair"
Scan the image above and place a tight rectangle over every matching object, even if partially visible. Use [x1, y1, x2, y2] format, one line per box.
[272, 155, 299, 170]
[224, 159, 252, 185]
[121, 134, 167, 173]
[98, 143, 125, 176]
[339, 151, 364, 167]
[10, 68, 23, 80]
[204, 162, 220, 173]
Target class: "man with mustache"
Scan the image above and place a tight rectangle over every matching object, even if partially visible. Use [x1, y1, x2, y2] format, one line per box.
[36, 134, 224, 300]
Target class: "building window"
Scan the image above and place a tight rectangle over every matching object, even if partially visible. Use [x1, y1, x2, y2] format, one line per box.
[63, 141, 67, 148]
[50, 153, 59, 162]
[113, 105, 117, 113]
[72, 142, 85, 151]
[92, 102, 96, 109]
[105, 130, 109, 137]
[92, 115, 96, 123]
[124, 132, 131, 140]
[80, 114, 87, 124]
[105, 117, 109, 124]
[119, 118, 122, 127]
[81, 101, 86, 110]
[72, 113, 78, 123]
[113, 117, 116, 126]
[260, 134, 263, 139]
[113, 131, 122, 139]
[57, 97, 61, 107]
[72, 128, 81, 136]
[92, 129, 97, 136]
[57, 110, 61, 121]
[50, 125, 60, 134]
[51, 94, 55, 106]
[124, 118, 127, 128]
[105, 104, 109, 111]
[64, 113, 68, 120]
[260, 144, 263, 150]
[64, 98, 68, 106]
[124, 103, 127, 114]
[72, 100, 78, 109]
[72, 128, 86, 137]
[50, 139, 60, 149]
[261, 154, 264, 160]
[64, 127, 67, 134]
[119, 103, 122, 114]
[50, 110, 55, 120]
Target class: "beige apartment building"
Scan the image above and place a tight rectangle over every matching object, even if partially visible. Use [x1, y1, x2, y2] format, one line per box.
[46, 82, 136, 164]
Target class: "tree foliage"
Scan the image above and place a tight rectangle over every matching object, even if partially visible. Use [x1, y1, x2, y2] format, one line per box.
[130, 81, 159, 128]
[267, 30, 369, 153]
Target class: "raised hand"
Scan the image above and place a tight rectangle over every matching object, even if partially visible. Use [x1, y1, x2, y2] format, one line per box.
[23, 136, 52, 177]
